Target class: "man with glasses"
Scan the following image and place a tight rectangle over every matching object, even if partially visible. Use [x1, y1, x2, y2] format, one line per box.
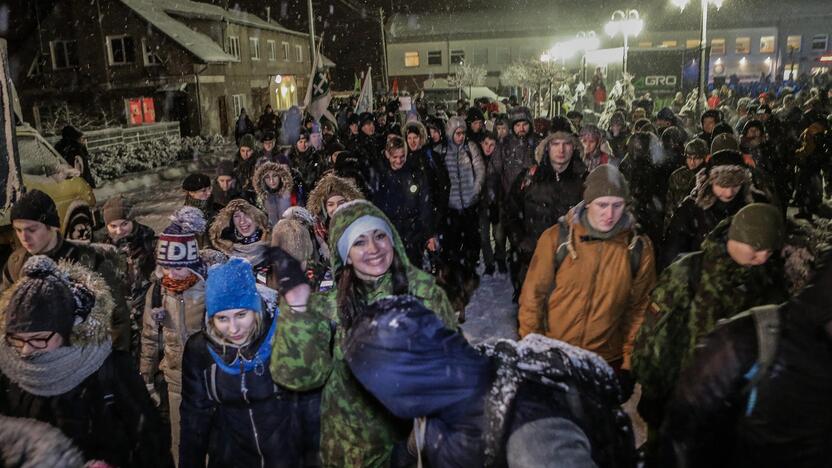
[664, 139, 708, 231]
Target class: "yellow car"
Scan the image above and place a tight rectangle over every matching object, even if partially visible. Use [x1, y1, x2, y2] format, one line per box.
[0, 123, 97, 251]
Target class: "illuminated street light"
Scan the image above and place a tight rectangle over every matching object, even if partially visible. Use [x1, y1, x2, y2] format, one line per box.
[605, 10, 643, 75]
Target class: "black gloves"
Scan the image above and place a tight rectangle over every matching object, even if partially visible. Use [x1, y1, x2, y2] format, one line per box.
[269, 247, 308, 296]
[617, 370, 635, 403]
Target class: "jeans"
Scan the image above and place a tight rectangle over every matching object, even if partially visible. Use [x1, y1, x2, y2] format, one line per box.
[479, 200, 506, 267]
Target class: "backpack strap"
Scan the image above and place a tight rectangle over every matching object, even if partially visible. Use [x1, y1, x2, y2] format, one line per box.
[151, 280, 163, 309]
[627, 235, 645, 278]
[552, 218, 571, 273]
[743, 304, 781, 394]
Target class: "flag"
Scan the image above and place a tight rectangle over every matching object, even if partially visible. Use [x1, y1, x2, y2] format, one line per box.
[353, 74, 361, 94]
[356, 66, 373, 114]
[303, 39, 336, 125]
[391, 78, 399, 96]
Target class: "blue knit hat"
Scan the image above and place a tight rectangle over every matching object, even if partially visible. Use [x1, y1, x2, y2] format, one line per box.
[205, 258, 262, 317]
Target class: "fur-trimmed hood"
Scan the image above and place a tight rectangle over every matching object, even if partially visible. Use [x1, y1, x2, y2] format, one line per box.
[534, 131, 585, 165]
[402, 120, 428, 148]
[209, 199, 271, 254]
[306, 171, 365, 220]
[253, 162, 293, 201]
[0, 258, 113, 347]
[692, 165, 760, 210]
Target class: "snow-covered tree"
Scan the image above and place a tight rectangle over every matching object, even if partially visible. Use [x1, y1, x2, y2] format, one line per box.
[448, 61, 487, 99]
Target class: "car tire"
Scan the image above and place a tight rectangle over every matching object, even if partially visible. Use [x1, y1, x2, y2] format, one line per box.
[66, 210, 94, 242]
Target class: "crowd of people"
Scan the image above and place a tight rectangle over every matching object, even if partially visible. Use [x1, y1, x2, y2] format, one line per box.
[0, 77, 831, 468]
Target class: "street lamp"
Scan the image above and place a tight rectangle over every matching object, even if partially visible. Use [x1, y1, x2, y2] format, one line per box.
[672, 0, 725, 123]
[605, 9, 643, 76]
[574, 31, 600, 82]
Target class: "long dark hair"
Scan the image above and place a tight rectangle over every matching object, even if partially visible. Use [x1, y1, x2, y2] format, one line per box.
[336, 253, 409, 331]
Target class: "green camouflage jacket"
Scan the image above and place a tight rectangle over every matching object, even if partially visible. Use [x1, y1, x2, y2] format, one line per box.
[663, 166, 697, 231]
[271, 200, 456, 467]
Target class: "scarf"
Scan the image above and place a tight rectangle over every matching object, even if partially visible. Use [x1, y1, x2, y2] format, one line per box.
[578, 208, 631, 241]
[234, 228, 263, 245]
[0, 341, 112, 397]
[162, 273, 200, 294]
[207, 317, 277, 376]
[229, 241, 270, 268]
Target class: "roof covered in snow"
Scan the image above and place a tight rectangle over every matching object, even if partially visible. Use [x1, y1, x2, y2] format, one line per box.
[120, 0, 308, 64]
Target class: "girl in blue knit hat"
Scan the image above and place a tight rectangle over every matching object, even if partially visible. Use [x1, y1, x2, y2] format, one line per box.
[178, 257, 310, 467]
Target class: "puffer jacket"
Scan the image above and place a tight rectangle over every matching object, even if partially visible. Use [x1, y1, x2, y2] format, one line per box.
[441, 140, 485, 210]
[518, 203, 656, 368]
[492, 132, 538, 197]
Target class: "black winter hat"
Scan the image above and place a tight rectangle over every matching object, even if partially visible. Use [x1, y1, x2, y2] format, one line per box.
[508, 106, 532, 126]
[358, 112, 375, 127]
[711, 122, 734, 139]
[700, 108, 723, 124]
[466, 107, 485, 124]
[10, 190, 60, 228]
[551, 116, 576, 135]
[182, 173, 211, 192]
[215, 160, 235, 178]
[656, 107, 676, 122]
[261, 130, 276, 142]
[5, 256, 77, 341]
[742, 119, 765, 136]
[347, 113, 361, 126]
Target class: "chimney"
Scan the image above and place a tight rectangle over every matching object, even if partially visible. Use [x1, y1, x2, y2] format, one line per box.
[266, 6, 271, 23]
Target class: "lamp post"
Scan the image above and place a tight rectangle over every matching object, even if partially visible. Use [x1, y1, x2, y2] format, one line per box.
[574, 31, 600, 83]
[605, 10, 643, 77]
[672, 0, 724, 124]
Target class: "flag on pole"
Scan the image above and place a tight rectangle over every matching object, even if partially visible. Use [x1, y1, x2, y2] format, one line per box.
[353, 74, 361, 94]
[303, 39, 336, 125]
[356, 66, 373, 114]
[391, 78, 399, 96]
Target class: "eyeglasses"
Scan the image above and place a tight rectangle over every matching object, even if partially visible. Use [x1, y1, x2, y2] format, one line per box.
[4, 331, 58, 350]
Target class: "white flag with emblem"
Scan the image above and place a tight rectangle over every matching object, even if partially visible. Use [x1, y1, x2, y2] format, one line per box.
[355, 66, 373, 114]
[303, 40, 335, 125]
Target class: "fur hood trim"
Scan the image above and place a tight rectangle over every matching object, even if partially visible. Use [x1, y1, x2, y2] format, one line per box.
[0, 259, 113, 347]
[306, 171, 365, 219]
[209, 199, 270, 254]
[253, 162, 293, 200]
[534, 131, 585, 164]
[402, 120, 428, 147]
[693, 165, 755, 209]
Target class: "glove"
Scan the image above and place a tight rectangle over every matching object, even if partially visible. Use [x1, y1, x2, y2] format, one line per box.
[617, 370, 635, 403]
[269, 247, 308, 296]
[145, 383, 161, 407]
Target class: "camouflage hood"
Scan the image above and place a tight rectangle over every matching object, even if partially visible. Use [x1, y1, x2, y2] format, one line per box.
[306, 172, 365, 220]
[253, 162, 293, 201]
[209, 199, 270, 254]
[328, 199, 410, 272]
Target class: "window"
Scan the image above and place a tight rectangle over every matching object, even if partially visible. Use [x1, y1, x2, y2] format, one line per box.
[281, 42, 290, 61]
[107, 35, 136, 65]
[50, 40, 79, 69]
[27, 54, 48, 77]
[686, 39, 700, 49]
[450, 49, 465, 65]
[660, 40, 678, 48]
[472, 48, 488, 65]
[812, 34, 828, 51]
[227, 36, 240, 60]
[496, 47, 510, 64]
[787, 35, 801, 52]
[637, 41, 653, 48]
[294, 44, 303, 62]
[758, 36, 775, 54]
[783, 64, 798, 81]
[232, 94, 245, 118]
[735, 37, 750, 54]
[268, 40, 276, 61]
[404, 51, 419, 67]
[18, 135, 66, 177]
[142, 39, 162, 66]
[427, 50, 442, 66]
[711, 38, 726, 55]
[249, 37, 260, 60]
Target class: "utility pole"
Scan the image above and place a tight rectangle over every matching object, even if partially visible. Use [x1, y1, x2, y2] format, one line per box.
[379, 7, 390, 93]
[696, 0, 708, 123]
[307, 0, 317, 65]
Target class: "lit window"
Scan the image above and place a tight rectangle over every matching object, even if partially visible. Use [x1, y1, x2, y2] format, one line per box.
[660, 40, 678, 48]
[268, 40, 276, 61]
[686, 39, 700, 49]
[227, 36, 240, 60]
[759, 36, 775, 54]
[50, 40, 79, 69]
[637, 41, 653, 48]
[735, 37, 750, 54]
[782, 64, 798, 81]
[142, 39, 162, 66]
[711, 38, 726, 55]
[427, 50, 442, 66]
[249, 37, 260, 60]
[404, 51, 419, 67]
[812, 34, 828, 51]
[232, 94, 246, 117]
[107, 35, 136, 65]
[450, 50, 465, 65]
[787, 35, 801, 52]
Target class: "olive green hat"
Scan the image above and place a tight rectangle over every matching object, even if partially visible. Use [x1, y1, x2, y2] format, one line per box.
[728, 203, 784, 251]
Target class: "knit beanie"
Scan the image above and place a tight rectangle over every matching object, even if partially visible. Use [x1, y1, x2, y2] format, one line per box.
[466, 107, 485, 124]
[102, 196, 132, 224]
[157, 206, 206, 272]
[685, 138, 709, 158]
[710, 133, 740, 155]
[271, 219, 314, 263]
[583, 165, 630, 204]
[445, 116, 467, 140]
[5, 256, 77, 341]
[215, 160, 235, 178]
[10, 190, 60, 228]
[337, 215, 393, 263]
[708, 149, 750, 187]
[239, 133, 257, 150]
[728, 203, 784, 251]
[205, 257, 262, 317]
[182, 173, 211, 192]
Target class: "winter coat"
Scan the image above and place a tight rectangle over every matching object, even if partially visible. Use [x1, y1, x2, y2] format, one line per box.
[404, 121, 451, 226]
[102, 222, 157, 309]
[179, 314, 311, 468]
[53, 137, 95, 187]
[506, 134, 586, 256]
[234, 116, 255, 145]
[491, 132, 538, 197]
[343, 296, 636, 468]
[371, 159, 435, 264]
[305, 171, 365, 228]
[0, 415, 85, 468]
[632, 220, 789, 426]
[253, 162, 294, 228]
[270, 201, 457, 468]
[255, 148, 291, 167]
[518, 203, 656, 369]
[257, 111, 280, 133]
[234, 152, 259, 194]
[289, 147, 330, 194]
[663, 166, 698, 230]
[209, 200, 272, 273]
[661, 302, 832, 467]
[0, 260, 170, 467]
[0, 237, 131, 352]
[661, 170, 767, 268]
[183, 196, 222, 248]
[211, 182, 245, 208]
[440, 139, 485, 211]
[607, 129, 630, 161]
